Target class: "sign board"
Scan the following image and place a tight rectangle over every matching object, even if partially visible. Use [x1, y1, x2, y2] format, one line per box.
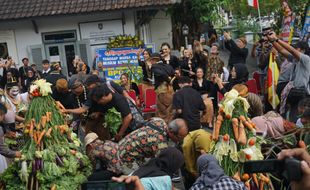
[95, 44, 154, 81]
[79, 20, 123, 45]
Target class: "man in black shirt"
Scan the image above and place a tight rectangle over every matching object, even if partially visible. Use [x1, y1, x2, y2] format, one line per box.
[19, 57, 30, 92]
[45, 62, 66, 87]
[172, 76, 205, 131]
[89, 84, 133, 142]
[41, 59, 51, 79]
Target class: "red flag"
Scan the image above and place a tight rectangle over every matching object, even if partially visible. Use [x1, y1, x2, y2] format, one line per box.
[247, 0, 258, 9]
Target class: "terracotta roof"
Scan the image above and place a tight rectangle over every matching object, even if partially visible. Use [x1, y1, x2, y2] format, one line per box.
[0, 0, 177, 20]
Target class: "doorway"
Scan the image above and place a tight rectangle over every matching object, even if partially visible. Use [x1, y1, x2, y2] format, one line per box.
[45, 43, 76, 77]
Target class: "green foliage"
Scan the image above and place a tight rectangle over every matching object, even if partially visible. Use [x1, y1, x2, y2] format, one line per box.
[107, 35, 144, 49]
[104, 108, 122, 136]
[191, 0, 228, 22]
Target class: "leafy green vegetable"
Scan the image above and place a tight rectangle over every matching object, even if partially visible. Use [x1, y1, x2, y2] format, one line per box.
[104, 108, 122, 136]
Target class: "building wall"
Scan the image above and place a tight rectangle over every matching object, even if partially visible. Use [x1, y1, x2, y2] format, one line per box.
[149, 10, 173, 51]
[0, 10, 172, 67]
[0, 11, 135, 66]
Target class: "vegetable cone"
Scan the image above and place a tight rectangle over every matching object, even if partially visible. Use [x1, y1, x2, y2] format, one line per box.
[0, 80, 92, 190]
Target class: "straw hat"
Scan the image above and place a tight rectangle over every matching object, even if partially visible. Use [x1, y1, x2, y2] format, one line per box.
[84, 132, 98, 146]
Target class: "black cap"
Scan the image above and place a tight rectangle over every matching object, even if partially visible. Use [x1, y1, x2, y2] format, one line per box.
[85, 75, 101, 87]
[68, 78, 83, 89]
[149, 53, 161, 61]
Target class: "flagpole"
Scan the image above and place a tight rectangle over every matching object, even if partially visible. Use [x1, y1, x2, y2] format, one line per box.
[257, 0, 263, 32]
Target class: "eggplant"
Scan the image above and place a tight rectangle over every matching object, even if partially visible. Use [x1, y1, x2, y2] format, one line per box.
[32, 161, 36, 173]
[77, 158, 84, 168]
[55, 155, 64, 166]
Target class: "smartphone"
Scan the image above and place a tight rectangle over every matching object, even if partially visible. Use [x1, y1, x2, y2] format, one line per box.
[244, 159, 283, 174]
[81, 180, 134, 190]
[244, 158, 302, 182]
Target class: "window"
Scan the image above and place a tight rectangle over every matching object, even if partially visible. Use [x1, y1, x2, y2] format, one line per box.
[42, 30, 77, 44]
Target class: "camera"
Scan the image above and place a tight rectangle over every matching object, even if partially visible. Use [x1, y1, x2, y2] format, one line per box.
[244, 157, 302, 182]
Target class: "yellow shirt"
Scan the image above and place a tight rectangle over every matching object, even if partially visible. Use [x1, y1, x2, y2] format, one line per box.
[182, 129, 212, 177]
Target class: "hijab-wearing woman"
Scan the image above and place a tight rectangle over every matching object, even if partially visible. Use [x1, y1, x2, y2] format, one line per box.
[120, 73, 140, 106]
[214, 63, 249, 95]
[132, 147, 184, 190]
[190, 154, 246, 190]
[24, 68, 37, 92]
[161, 42, 179, 69]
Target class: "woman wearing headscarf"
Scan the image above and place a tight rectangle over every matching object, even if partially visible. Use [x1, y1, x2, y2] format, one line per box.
[132, 147, 184, 190]
[213, 63, 249, 95]
[190, 154, 246, 190]
[24, 68, 37, 92]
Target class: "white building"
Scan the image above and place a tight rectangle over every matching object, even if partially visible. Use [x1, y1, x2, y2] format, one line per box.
[0, 0, 177, 76]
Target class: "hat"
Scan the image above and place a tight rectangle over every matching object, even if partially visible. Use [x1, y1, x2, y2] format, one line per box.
[84, 132, 99, 146]
[68, 78, 83, 89]
[238, 37, 247, 46]
[85, 75, 100, 87]
[56, 79, 68, 92]
[50, 62, 60, 71]
[233, 84, 249, 98]
[149, 53, 161, 61]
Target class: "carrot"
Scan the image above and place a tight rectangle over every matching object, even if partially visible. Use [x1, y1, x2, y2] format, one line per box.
[51, 184, 56, 190]
[260, 174, 270, 183]
[41, 116, 47, 128]
[259, 180, 265, 190]
[298, 140, 306, 148]
[29, 120, 34, 137]
[225, 114, 231, 120]
[252, 174, 259, 187]
[249, 138, 256, 146]
[245, 154, 251, 160]
[46, 128, 52, 137]
[217, 114, 224, 122]
[243, 121, 254, 131]
[239, 115, 246, 122]
[238, 122, 247, 145]
[233, 171, 241, 181]
[212, 120, 222, 141]
[37, 130, 46, 145]
[70, 150, 77, 155]
[223, 134, 229, 142]
[231, 118, 239, 141]
[241, 173, 250, 181]
[33, 130, 38, 144]
[36, 123, 41, 131]
[218, 106, 224, 114]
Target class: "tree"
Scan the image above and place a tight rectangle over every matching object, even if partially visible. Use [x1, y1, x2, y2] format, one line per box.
[168, 0, 226, 49]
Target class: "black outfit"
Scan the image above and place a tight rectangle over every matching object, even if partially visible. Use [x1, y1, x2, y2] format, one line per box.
[192, 79, 213, 95]
[225, 39, 248, 68]
[172, 86, 205, 131]
[18, 66, 30, 91]
[192, 53, 208, 74]
[41, 70, 50, 79]
[138, 60, 152, 82]
[1, 67, 19, 88]
[217, 63, 249, 95]
[96, 93, 131, 118]
[180, 58, 196, 78]
[132, 147, 184, 178]
[52, 90, 75, 109]
[172, 78, 180, 92]
[45, 71, 67, 87]
[151, 61, 175, 89]
[162, 55, 179, 70]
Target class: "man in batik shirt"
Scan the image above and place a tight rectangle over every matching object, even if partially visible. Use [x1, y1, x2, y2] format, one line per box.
[205, 44, 224, 81]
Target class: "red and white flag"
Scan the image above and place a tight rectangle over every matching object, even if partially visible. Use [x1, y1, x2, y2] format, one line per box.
[247, 0, 258, 9]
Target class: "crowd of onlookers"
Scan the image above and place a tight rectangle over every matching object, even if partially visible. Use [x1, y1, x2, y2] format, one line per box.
[0, 27, 309, 190]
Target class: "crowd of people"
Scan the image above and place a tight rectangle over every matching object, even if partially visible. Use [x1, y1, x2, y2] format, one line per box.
[0, 26, 309, 190]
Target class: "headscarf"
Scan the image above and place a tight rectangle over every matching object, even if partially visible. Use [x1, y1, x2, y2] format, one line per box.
[192, 154, 226, 188]
[226, 64, 249, 90]
[132, 147, 184, 178]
